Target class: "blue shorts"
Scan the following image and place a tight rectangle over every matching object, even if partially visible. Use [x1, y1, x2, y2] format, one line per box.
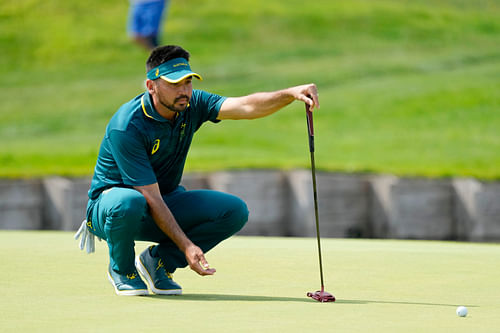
[128, 0, 167, 37]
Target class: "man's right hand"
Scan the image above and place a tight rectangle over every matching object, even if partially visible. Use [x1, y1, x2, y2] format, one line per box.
[185, 244, 216, 276]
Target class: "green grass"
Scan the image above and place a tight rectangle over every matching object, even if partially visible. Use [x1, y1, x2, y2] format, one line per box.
[1, 0, 499, 178]
[1, 231, 499, 332]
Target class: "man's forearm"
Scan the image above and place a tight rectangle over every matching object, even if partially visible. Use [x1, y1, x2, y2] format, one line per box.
[148, 196, 192, 252]
[218, 89, 296, 120]
[134, 184, 216, 276]
[135, 184, 192, 252]
[217, 84, 319, 120]
[239, 89, 296, 119]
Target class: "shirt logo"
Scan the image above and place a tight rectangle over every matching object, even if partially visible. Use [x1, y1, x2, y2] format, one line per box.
[152, 139, 160, 155]
[179, 123, 186, 141]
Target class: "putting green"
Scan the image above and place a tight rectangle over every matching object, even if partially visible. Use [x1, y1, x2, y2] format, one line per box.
[1, 231, 498, 332]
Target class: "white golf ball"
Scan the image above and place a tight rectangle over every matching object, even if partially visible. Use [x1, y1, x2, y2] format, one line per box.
[456, 306, 468, 317]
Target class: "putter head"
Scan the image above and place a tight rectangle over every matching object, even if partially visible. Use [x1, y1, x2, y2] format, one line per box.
[307, 290, 336, 302]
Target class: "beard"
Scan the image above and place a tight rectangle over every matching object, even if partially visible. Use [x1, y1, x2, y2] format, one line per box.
[159, 95, 190, 113]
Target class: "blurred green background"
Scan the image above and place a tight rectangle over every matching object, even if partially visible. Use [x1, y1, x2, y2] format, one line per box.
[1, 0, 499, 178]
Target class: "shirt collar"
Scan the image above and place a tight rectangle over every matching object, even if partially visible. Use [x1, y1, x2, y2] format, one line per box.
[140, 91, 169, 123]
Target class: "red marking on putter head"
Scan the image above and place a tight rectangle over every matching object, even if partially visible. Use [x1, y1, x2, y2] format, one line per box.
[307, 287, 336, 302]
[307, 290, 335, 302]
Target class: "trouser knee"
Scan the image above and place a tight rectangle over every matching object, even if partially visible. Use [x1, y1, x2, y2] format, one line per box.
[223, 196, 249, 235]
[103, 188, 147, 236]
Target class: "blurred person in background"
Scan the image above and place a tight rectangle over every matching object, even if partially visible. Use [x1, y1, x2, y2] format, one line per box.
[128, 0, 170, 50]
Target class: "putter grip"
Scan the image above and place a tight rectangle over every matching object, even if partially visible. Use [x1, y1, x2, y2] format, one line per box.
[305, 104, 315, 152]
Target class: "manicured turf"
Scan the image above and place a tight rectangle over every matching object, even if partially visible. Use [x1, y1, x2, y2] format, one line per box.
[1, 231, 498, 332]
[1, 0, 499, 178]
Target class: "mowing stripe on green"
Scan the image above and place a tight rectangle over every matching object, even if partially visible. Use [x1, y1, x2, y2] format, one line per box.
[0, 231, 498, 332]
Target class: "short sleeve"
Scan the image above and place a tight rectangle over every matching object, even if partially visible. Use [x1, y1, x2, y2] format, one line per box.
[108, 128, 157, 186]
[191, 90, 227, 126]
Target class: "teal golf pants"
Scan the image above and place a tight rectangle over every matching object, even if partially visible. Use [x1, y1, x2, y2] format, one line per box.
[86, 186, 249, 274]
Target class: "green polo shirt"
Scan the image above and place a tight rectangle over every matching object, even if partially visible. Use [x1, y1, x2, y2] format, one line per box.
[88, 89, 226, 200]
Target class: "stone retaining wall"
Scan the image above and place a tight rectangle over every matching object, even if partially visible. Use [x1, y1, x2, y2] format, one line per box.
[288, 171, 370, 238]
[0, 179, 43, 230]
[0, 171, 498, 241]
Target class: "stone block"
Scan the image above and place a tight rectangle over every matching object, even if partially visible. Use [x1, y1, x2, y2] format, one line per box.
[474, 182, 500, 241]
[388, 178, 454, 240]
[0, 179, 43, 229]
[180, 172, 210, 190]
[208, 170, 288, 236]
[43, 177, 91, 231]
[369, 175, 399, 238]
[288, 170, 370, 238]
[452, 178, 481, 240]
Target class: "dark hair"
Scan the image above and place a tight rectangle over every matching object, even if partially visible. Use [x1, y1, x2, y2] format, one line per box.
[146, 45, 190, 71]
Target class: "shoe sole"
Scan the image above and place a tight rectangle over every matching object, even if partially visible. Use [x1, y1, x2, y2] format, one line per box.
[135, 256, 182, 295]
[106, 271, 149, 296]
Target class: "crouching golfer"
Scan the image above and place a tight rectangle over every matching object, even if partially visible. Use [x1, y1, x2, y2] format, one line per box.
[76, 45, 320, 296]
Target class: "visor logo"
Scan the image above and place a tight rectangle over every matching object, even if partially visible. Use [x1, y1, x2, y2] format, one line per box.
[155, 68, 159, 77]
[152, 139, 160, 155]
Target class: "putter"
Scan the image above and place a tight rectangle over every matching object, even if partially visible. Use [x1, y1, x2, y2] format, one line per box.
[304, 102, 336, 303]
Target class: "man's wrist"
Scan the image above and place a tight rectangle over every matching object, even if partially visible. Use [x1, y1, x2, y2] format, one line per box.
[178, 239, 195, 253]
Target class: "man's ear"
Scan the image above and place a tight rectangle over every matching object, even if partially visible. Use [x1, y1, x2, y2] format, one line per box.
[145, 79, 155, 94]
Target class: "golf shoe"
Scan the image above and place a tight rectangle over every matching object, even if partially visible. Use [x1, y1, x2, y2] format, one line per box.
[135, 246, 182, 295]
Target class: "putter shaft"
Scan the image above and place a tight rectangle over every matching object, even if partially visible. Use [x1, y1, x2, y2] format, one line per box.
[310, 144, 325, 289]
[306, 107, 325, 289]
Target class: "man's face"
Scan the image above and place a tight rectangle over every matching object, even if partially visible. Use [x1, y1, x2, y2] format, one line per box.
[151, 76, 193, 113]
